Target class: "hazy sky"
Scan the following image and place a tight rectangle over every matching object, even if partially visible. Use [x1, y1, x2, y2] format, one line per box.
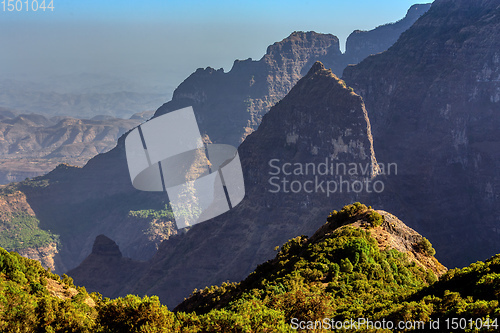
[0, 0, 433, 90]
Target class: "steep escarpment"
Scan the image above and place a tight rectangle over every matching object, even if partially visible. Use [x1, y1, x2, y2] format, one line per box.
[0, 190, 61, 271]
[97, 62, 380, 307]
[343, 0, 500, 267]
[155, 31, 343, 146]
[344, 3, 431, 65]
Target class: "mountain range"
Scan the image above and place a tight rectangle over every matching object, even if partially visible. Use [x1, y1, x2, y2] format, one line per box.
[0, 0, 498, 316]
[0, 108, 153, 184]
[157, 3, 430, 147]
[69, 0, 499, 308]
[0, 3, 430, 277]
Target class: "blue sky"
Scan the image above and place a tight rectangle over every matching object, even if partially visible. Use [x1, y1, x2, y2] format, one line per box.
[0, 0, 433, 93]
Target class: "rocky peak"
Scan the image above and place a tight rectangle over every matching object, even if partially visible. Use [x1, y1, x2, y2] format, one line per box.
[91, 235, 122, 257]
[155, 31, 344, 146]
[123, 61, 380, 308]
[310, 206, 447, 276]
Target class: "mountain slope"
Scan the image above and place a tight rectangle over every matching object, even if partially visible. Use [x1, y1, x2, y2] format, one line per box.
[0, 5, 425, 275]
[343, 0, 500, 268]
[344, 3, 431, 65]
[71, 62, 381, 307]
[2, 205, 498, 332]
[174, 202, 446, 315]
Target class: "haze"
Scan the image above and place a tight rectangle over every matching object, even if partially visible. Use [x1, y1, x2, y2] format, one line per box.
[0, 0, 432, 112]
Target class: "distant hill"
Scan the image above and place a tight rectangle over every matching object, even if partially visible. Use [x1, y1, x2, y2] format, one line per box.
[0, 76, 169, 119]
[0, 108, 154, 184]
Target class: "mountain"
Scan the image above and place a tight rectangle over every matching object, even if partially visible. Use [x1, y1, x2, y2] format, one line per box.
[174, 202, 446, 314]
[2, 205, 499, 331]
[0, 1, 460, 295]
[155, 31, 343, 146]
[0, 18, 411, 277]
[0, 109, 154, 184]
[343, 0, 500, 268]
[70, 62, 381, 307]
[343, 3, 431, 65]
[154, 4, 430, 147]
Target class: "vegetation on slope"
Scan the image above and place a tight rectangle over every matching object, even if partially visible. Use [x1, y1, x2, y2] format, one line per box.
[0, 175, 175, 265]
[0, 203, 498, 332]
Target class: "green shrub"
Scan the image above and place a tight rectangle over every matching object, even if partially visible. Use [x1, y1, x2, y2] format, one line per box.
[367, 211, 384, 227]
[419, 237, 436, 257]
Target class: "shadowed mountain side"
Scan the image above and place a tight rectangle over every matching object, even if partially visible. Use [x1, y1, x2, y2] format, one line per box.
[344, 3, 431, 65]
[153, 6, 430, 148]
[153, 31, 343, 147]
[343, 0, 500, 268]
[13, 141, 176, 273]
[70, 62, 380, 308]
[67, 235, 148, 297]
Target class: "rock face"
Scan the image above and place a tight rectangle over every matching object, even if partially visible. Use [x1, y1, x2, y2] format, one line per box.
[91, 235, 122, 257]
[343, 0, 500, 267]
[344, 4, 431, 64]
[17, 242, 61, 273]
[0, 190, 62, 272]
[155, 5, 430, 148]
[155, 31, 344, 146]
[70, 62, 380, 307]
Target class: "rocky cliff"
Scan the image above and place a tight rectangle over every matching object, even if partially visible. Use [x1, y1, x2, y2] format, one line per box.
[343, 0, 500, 267]
[344, 3, 431, 65]
[71, 62, 381, 307]
[154, 4, 429, 147]
[155, 31, 343, 146]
